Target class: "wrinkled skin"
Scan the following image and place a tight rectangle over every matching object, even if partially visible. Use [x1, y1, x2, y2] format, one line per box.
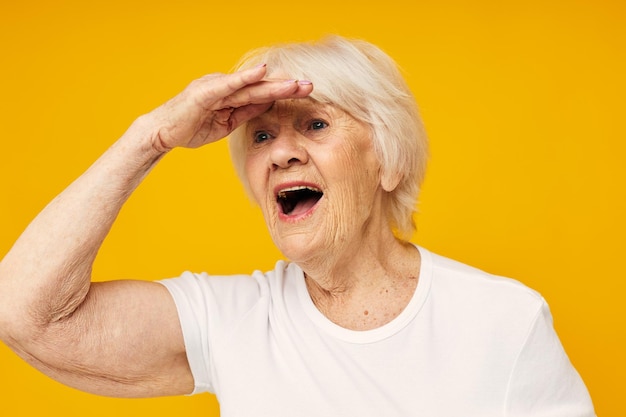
[0, 65, 314, 398]
[245, 101, 383, 265]
[244, 99, 420, 328]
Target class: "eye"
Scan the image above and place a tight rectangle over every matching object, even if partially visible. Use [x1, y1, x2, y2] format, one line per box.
[253, 130, 272, 143]
[309, 120, 328, 131]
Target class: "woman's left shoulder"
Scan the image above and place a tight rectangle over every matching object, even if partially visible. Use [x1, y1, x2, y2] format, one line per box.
[420, 246, 545, 316]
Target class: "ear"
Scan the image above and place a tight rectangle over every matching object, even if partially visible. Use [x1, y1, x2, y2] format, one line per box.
[381, 169, 402, 192]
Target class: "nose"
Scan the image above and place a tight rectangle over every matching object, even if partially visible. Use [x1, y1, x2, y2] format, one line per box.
[269, 129, 309, 170]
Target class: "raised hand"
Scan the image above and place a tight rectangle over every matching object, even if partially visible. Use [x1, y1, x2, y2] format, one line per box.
[143, 64, 313, 152]
[0, 63, 315, 399]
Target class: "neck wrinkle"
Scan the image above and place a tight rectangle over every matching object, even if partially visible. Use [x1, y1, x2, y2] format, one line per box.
[301, 230, 416, 311]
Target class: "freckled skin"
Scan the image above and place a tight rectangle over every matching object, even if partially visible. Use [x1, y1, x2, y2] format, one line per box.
[244, 99, 421, 330]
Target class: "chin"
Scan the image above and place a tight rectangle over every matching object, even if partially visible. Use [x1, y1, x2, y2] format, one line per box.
[273, 233, 324, 264]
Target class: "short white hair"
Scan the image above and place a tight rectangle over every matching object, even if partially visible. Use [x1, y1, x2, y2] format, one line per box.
[228, 35, 428, 240]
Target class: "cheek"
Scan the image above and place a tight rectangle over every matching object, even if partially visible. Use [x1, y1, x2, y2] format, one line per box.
[336, 147, 381, 192]
[243, 154, 266, 203]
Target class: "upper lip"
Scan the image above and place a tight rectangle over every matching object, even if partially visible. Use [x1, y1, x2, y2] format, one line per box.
[273, 181, 323, 198]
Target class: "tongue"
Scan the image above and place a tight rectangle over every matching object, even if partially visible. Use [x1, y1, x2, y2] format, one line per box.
[289, 195, 319, 216]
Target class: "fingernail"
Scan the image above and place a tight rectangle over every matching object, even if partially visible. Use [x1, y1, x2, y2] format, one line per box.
[298, 80, 312, 85]
[254, 63, 267, 69]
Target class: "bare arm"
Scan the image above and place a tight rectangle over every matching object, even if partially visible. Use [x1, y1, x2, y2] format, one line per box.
[0, 65, 312, 397]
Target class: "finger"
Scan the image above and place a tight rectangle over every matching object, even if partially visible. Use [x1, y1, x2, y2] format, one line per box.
[227, 80, 314, 130]
[229, 102, 275, 127]
[198, 64, 269, 102]
[222, 79, 314, 109]
[293, 80, 314, 96]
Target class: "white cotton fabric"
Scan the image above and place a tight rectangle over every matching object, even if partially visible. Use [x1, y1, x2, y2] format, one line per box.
[159, 246, 595, 417]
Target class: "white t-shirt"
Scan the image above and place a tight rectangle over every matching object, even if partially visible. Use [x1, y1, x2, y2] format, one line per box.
[159, 246, 595, 417]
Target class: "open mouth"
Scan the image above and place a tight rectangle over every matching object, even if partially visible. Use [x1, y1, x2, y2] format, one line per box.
[276, 185, 324, 217]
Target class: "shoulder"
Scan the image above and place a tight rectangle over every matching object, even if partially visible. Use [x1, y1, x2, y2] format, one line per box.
[426, 248, 542, 300]
[158, 260, 294, 310]
[420, 247, 545, 325]
[157, 261, 298, 347]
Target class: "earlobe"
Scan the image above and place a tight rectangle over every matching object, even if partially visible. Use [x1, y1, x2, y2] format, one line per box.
[381, 169, 402, 192]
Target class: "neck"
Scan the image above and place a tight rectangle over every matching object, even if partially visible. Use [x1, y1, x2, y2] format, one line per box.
[301, 229, 421, 330]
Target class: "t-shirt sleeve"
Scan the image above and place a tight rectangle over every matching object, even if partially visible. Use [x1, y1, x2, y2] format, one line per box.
[159, 272, 214, 394]
[504, 300, 596, 417]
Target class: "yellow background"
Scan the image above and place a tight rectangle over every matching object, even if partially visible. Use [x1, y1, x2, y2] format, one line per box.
[1, 0, 623, 415]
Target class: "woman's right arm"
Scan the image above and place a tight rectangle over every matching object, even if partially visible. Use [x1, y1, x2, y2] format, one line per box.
[0, 66, 312, 397]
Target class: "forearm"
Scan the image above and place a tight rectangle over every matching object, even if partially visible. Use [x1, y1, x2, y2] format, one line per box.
[0, 116, 165, 338]
[0, 67, 312, 396]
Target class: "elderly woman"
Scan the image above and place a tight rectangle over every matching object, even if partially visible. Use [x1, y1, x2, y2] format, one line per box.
[0, 36, 594, 416]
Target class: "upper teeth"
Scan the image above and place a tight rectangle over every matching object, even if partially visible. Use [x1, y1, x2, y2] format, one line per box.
[277, 186, 321, 198]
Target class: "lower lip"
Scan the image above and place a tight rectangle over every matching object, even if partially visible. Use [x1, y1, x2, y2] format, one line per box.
[277, 197, 323, 223]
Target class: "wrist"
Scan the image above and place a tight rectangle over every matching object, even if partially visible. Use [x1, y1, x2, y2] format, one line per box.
[126, 114, 173, 157]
